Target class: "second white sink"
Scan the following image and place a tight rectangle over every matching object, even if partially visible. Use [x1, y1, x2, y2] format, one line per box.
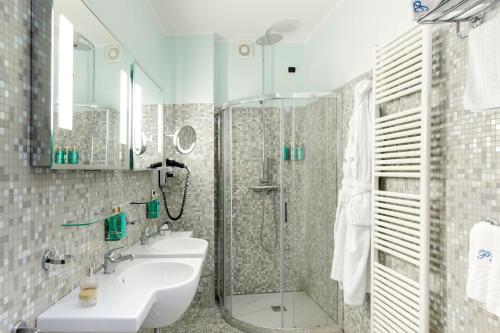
[129, 237, 209, 259]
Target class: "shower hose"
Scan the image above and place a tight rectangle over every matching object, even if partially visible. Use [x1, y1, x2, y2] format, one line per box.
[260, 189, 279, 254]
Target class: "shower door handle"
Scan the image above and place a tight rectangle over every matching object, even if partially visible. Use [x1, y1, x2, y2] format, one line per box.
[285, 202, 288, 223]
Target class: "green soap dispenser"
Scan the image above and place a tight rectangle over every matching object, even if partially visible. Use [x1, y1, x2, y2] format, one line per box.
[55, 147, 64, 164]
[296, 143, 305, 161]
[69, 146, 79, 164]
[283, 144, 291, 161]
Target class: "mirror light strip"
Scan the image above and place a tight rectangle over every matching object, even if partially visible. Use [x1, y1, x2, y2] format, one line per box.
[119, 70, 128, 145]
[57, 15, 74, 130]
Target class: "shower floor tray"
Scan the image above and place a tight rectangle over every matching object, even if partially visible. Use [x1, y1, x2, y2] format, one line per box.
[230, 291, 334, 330]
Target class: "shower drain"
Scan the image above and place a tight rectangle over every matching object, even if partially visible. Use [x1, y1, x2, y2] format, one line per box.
[270, 306, 288, 312]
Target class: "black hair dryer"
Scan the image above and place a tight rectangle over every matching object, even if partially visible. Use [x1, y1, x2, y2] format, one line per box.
[149, 159, 190, 221]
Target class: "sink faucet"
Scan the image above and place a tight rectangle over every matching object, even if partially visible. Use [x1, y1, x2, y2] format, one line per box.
[140, 226, 160, 245]
[103, 247, 134, 274]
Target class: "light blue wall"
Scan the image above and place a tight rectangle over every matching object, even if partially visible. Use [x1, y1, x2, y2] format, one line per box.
[214, 41, 304, 106]
[85, 0, 414, 105]
[83, 0, 165, 87]
[304, 0, 415, 92]
[164, 34, 215, 104]
[94, 47, 133, 109]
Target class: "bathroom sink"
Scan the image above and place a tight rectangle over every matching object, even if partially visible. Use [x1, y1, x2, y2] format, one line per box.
[36, 258, 203, 332]
[129, 237, 209, 259]
[118, 260, 201, 329]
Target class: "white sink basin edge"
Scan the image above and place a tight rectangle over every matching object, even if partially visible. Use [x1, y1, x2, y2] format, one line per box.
[128, 237, 209, 259]
[36, 258, 204, 332]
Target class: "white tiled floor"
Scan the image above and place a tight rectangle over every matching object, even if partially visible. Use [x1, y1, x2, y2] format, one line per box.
[231, 291, 334, 329]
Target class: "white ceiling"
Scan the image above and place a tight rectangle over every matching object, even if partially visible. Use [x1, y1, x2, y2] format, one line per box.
[148, 0, 342, 42]
[55, 0, 118, 47]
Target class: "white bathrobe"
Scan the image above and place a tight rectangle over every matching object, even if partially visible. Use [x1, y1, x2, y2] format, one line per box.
[331, 79, 373, 306]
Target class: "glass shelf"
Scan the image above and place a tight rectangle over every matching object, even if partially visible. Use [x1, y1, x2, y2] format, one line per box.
[61, 215, 106, 227]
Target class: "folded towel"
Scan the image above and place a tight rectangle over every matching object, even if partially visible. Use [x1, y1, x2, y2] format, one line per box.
[464, 8, 500, 111]
[411, 0, 442, 20]
[466, 222, 500, 303]
[487, 223, 500, 316]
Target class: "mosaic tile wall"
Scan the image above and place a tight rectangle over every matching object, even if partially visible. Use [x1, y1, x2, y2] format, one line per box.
[2, 0, 500, 332]
[162, 103, 216, 309]
[228, 106, 294, 294]
[0, 2, 211, 332]
[293, 95, 340, 324]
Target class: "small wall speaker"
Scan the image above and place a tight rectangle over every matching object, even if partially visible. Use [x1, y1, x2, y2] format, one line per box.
[237, 42, 253, 58]
[106, 45, 122, 63]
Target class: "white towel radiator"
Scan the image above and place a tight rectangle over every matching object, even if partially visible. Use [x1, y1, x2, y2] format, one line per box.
[371, 25, 432, 333]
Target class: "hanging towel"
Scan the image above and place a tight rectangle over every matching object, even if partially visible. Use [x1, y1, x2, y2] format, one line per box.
[464, 8, 500, 111]
[486, 223, 500, 316]
[466, 221, 500, 303]
[331, 79, 373, 306]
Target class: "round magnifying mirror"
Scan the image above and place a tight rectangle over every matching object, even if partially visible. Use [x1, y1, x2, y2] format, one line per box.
[133, 132, 147, 155]
[173, 126, 197, 154]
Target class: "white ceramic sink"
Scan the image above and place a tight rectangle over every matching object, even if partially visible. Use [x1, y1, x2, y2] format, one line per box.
[118, 260, 200, 329]
[36, 258, 203, 332]
[129, 237, 208, 259]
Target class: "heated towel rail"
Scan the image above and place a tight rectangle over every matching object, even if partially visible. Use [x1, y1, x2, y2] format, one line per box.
[371, 25, 432, 333]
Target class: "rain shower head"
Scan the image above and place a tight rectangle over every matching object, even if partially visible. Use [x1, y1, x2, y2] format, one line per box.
[255, 19, 301, 46]
[255, 30, 284, 46]
[73, 32, 94, 51]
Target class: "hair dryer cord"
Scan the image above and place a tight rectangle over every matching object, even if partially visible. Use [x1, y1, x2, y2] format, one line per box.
[161, 167, 190, 221]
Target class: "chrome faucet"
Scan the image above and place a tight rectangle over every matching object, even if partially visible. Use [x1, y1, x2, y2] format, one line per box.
[103, 247, 134, 274]
[140, 226, 160, 245]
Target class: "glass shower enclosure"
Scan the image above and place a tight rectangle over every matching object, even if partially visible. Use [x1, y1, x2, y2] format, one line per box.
[217, 93, 342, 332]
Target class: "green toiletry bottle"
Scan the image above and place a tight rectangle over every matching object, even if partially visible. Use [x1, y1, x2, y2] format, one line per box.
[68, 148, 73, 164]
[61, 147, 68, 164]
[69, 146, 79, 164]
[55, 147, 64, 164]
[290, 145, 295, 161]
[296, 143, 305, 161]
[283, 144, 290, 161]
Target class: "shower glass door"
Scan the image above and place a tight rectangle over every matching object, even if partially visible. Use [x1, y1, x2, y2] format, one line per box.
[218, 94, 340, 331]
[226, 99, 284, 328]
[281, 96, 337, 329]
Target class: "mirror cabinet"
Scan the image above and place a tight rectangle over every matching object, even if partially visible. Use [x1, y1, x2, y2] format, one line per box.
[31, 0, 164, 171]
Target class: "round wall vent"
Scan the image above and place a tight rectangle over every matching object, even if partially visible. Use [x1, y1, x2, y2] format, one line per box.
[237, 42, 253, 58]
[106, 45, 122, 63]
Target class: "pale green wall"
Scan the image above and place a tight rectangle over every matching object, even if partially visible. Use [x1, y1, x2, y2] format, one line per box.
[214, 41, 304, 106]
[164, 34, 215, 104]
[304, 0, 415, 92]
[85, 0, 415, 105]
[94, 47, 133, 109]
[83, 0, 165, 87]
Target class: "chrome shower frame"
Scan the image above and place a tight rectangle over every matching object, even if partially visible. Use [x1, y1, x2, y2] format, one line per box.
[217, 92, 338, 333]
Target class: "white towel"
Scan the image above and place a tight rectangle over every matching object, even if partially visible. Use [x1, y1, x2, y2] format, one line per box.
[411, 0, 442, 20]
[466, 222, 500, 303]
[487, 224, 500, 316]
[464, 8, 500, 112]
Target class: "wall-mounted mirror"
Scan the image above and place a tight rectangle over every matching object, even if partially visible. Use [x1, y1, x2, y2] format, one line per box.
[173, 126, 197, 154]
[31, 0, 133, 170]
[130, 63, 164, 170]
